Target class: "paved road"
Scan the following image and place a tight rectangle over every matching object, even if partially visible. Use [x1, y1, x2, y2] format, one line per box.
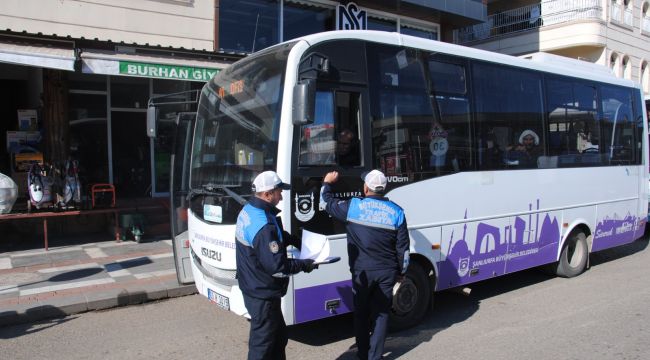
[1, 238, 649, 360]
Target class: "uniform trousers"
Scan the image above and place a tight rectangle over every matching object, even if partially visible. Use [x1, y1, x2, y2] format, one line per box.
[352, 269, 398, 360]
[243, 294, 288, 360]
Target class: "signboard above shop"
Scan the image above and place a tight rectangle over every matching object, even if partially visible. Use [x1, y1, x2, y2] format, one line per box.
[81, 51, 229, 82]
[119, 61, 219, 81]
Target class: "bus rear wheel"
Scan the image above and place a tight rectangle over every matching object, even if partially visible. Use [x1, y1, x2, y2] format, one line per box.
[555, 230, 588, 278]
[389, 262, 431, 331]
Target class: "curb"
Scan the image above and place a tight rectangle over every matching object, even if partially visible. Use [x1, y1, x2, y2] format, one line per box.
[0, 283, 197, 327]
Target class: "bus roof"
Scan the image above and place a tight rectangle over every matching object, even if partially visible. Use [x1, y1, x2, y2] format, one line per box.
[295, 30, 637, 89]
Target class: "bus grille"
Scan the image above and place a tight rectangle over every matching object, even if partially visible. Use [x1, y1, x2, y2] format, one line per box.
[190, 247, 238, 286]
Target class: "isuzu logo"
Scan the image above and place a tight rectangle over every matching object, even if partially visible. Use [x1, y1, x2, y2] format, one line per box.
[201, 247, 221, 261]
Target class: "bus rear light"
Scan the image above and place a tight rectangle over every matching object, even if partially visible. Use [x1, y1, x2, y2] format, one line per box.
[563, 223, 569, 228]
[184, 239, 190, 248]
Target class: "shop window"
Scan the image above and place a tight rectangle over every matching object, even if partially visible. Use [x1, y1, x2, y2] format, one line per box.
[111, 111, 151, 196]
[110, 76, 149, 109]
[219, 0, 280, 53]
[68, 73, 107, 92]
[68, 73, 109, 185]
[283, 1, 334, 41]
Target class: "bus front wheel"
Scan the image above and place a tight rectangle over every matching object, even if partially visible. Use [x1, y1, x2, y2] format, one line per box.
[389, 262, 431, 331]
[555, 230, 588, 278]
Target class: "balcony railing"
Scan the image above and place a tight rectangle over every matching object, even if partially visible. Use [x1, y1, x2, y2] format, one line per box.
[455, 0, 602, 44]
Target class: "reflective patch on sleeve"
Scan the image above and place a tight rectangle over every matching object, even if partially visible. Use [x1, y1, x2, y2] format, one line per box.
[402, 250, 410, 274]
[269, 241, 280, 254]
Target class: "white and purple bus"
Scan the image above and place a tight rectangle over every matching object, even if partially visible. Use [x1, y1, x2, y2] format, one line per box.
[183, 31, 648, 329]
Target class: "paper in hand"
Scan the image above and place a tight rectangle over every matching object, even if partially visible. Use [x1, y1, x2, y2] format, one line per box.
[298, 229, 330, 263]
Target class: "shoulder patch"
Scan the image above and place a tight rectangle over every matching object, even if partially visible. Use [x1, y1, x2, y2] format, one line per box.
[269, 241, 280, 254]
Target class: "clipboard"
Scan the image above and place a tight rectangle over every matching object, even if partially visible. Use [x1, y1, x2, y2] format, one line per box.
[314, 256, 341, 265]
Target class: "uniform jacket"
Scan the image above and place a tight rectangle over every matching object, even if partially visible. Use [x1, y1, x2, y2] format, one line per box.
[235, 197, 306, 299]
[320, 183, 410, 274]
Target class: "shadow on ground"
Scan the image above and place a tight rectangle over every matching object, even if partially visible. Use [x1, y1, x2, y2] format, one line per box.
[289, 235, 650, 359]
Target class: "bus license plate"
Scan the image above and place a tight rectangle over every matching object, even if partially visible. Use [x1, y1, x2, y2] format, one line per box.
[208, 288, 229, 310]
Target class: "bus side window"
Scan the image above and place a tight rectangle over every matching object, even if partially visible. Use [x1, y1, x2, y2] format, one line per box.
[427, 57, 471, 176]
[601, 86, 635, 165]
[297, 90, 362, 167]
[298, 91, 336, 166]
[334, 92, 362, 167]
[473, 61, 544, 170]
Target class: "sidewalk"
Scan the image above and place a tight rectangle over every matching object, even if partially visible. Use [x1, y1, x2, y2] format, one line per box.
[0, 238, 196, 326]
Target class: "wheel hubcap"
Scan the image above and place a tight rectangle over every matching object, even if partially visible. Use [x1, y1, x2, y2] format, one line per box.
[393, 278, 418, 315]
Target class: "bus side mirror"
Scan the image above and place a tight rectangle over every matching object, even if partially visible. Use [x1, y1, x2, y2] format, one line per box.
[292, 79, 315, 125]
[147, 105, 158, 138]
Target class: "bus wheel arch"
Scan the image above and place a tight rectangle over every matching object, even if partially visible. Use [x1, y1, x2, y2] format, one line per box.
[555, 225, 590, 278]
[389, 254, 434, 331]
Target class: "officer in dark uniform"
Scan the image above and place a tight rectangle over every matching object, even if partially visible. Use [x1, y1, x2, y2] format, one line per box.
[236, 170, 317, 360]
[320, 170, 410, 360]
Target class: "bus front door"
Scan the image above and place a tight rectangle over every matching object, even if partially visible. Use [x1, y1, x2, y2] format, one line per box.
[170, 112, 196, 284]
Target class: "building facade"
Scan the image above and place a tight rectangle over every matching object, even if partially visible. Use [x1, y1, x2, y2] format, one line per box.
[0, 0, 486, 199]
[455, 0, 650, 97]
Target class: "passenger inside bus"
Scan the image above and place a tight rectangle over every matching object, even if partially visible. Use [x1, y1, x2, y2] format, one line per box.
[506, 129, 542, 168]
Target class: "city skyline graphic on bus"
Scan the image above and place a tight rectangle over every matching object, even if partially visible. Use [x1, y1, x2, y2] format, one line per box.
[439, 199, 561, 289]
[439, 199, 644, 290]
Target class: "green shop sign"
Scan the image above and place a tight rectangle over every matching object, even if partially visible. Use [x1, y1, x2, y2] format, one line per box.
[119, 61, 220, 81]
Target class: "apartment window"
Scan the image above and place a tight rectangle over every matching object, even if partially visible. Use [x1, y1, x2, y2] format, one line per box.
[642, 2, 650, 33]
[368, 17, 397, 32]
[610, 51, 620, 77]
[622, 55, 631, 79]
[400, 23, 438, 40]
[641, 61, 650, 95]
[218, 0, 280, 53]
[283, 1, 334, 41]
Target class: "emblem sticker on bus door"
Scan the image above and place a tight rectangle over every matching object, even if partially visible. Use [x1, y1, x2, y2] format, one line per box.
[294, 193, 315, 222]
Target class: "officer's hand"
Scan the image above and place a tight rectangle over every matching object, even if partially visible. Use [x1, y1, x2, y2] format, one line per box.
[303, 259, 318, 273]
[323, 171, 339, 184]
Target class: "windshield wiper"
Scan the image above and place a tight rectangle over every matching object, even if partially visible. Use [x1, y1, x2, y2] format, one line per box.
[187, 184, 248, 206]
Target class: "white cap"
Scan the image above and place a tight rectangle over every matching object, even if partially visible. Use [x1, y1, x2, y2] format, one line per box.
[519, 129, 539, 145]
[361, 169, 387, 193]
[252, 171, 291, 193]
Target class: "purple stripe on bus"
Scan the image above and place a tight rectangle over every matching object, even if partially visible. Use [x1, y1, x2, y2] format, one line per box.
[294, 280, 354, 324]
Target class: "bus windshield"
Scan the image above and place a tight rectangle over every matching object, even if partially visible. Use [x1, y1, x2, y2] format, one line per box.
[190, 42, 296, 190]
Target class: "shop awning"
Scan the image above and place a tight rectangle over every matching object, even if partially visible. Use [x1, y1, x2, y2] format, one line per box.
[0, 41, 76, 71]
[81, 51, 231, 82]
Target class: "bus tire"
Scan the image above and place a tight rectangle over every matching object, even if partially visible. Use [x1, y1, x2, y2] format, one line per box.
[555, 230, 588, 278]
[389, 262, 431, 331]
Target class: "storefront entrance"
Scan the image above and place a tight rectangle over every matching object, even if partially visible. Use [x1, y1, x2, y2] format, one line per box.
[111, 111, 150, 197]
